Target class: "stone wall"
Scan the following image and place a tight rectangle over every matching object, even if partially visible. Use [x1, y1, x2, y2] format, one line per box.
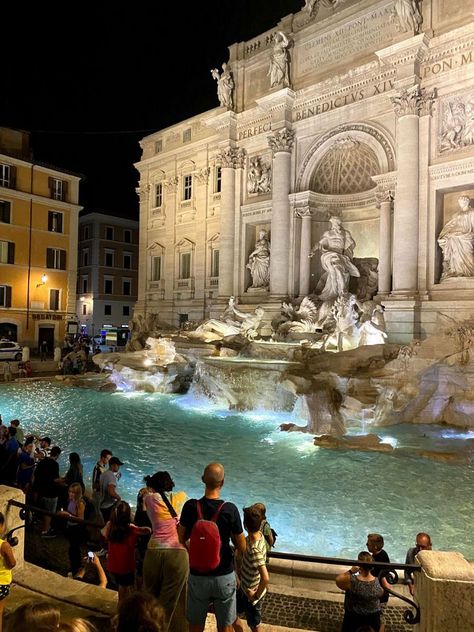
[0, 485, 25, 570]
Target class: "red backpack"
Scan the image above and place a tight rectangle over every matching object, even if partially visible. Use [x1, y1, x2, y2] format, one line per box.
[189, 500, 226, 573]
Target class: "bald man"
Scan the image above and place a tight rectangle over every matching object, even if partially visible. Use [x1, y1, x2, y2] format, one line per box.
[178, 462, 246, 632]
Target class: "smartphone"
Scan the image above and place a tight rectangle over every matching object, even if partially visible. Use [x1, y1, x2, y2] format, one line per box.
[87, 551, 94, 562]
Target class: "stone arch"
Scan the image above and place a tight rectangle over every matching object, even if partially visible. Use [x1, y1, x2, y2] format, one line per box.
[296, 123, 396, 193]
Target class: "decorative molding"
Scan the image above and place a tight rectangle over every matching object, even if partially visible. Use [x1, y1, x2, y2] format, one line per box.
[163, 177, 179, 192]
[438, 90, 474, 155]
[136, 183, 151, 200]
[391, 84, 437, 117]
[429, 157, 474, 182]
[294, 206, 312, 219]
[195, 167, 210, 185]
[216, 146, 246, 169]
[268, 128, 295, 153]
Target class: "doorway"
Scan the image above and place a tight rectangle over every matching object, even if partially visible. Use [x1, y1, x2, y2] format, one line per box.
[38, 326, 55, 354]
[0, 323, 17, 341]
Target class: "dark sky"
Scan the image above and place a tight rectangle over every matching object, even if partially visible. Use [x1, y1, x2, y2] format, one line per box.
[2, 1, 303, 220]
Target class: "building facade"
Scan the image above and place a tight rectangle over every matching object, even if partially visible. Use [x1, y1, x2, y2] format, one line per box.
[0, 127, 82, 350]
[135, 0, 474, 342]
[77, 212, 138, 346]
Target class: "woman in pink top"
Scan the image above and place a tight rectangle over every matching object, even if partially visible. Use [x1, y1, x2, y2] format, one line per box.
[142, 471, 188, 632]
[102, 501, 151, 603]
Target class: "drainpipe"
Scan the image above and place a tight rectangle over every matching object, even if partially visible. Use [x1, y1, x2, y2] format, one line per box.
[25, 165, 34, 332]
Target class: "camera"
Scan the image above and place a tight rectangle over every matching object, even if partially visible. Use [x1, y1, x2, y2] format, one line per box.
[87, 551, 94, 562]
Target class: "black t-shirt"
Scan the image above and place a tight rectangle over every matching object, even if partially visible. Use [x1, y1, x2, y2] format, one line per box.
[372, 548, 390, 603]
[33, 457, 60, 498]
[180, 496, 243, 576]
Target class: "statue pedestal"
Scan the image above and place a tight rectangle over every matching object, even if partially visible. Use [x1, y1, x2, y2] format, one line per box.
[246, 287, 269, 294]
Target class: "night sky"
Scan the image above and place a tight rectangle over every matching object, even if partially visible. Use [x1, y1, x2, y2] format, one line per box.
[2, 1, 303, 219]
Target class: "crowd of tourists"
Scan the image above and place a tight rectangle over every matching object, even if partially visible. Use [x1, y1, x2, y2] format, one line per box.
[0, 414, 432, 632]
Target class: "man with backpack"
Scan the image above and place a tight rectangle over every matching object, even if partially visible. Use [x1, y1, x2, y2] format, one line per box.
[178, 462, 246, 632]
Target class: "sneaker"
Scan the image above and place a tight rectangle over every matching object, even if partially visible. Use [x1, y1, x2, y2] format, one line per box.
[40, 529, 56, 538]
[95, 548, 107, 557]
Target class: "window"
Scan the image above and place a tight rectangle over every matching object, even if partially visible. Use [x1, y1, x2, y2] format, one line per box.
[48, 211, 63, 233]
[155, 140, 163, 154]
[82, 304, 87, 315]
[0, 164, 15, 188]
[83, 225, 90, 240]
[183, 128, 191, 143]
[123, 253, 131, 269]
[0, 285, 12, 307]
[124, 229, 132, 243]
[211, 249, 220, 277]
[0, 241, 14, 264]
[152, 256, 161, 281]
[46, 248, 66, 270]
[49, 178, 67, 201]
[123, 305, 130, 316]
[104, 304, 112, 316]
[104, 278, 113, 294]
[180, 252, 191, 279]
[0, 200, 11, 223]
[49, 289, 60, 311]
[183, 175, 192, 201]
[104, 250, 114, 267]
[105, 226, 114, 240]
[154, 183, 163, 208]
[214, 167, 222, 193]
[82, 277, 88, 293]
[82, 249, 89, 267]
[123, 280, 131, 296]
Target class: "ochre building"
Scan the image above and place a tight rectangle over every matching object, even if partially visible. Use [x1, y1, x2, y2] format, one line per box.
[0, 128, 82, 350]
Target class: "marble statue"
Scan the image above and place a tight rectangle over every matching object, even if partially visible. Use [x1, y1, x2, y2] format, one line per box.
[438, 196, 474, 280]
[247, 157, 271, 195]
[357, 302, 387, 347]
[187, 297, 265, 341]
[392, 0, 422, 33]
[302, 0, 343, 18]
[309, 216, 360, 301]
[440, 97, 474, 153]
[247, 229, 270, 289]
[211, 63, 234, 110]
[268, 31, 291, 89]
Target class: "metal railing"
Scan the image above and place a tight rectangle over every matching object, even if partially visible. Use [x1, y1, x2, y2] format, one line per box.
[8, 499, 421, 624]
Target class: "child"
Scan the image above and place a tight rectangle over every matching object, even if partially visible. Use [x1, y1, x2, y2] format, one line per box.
[102, 501, 151, 603]
[253, 502, 276, 562]
[0, 512, 16, 632]
[233, 506, 269, 632]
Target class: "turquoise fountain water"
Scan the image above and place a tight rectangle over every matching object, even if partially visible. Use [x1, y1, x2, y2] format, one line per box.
[1, 381, 473, 563]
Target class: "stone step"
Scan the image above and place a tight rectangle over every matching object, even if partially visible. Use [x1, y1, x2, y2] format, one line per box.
[204, 618, 318, 632]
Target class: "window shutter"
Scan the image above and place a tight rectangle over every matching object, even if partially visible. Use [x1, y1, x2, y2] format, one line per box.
[48, 212, 53, 231]
[5, 286, 12, 307]
[9, 166, 16, 189]
[7, 242, 14, 264]
[60, 249, 66, 270]
[48, 177, 54, 196]
[57, 213, 63, 233]
[46, 248, 54, 268]
[62, 181, 68, 202]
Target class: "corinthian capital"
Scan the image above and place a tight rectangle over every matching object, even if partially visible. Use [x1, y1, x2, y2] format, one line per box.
[216, 146, 245, 169]
[268, 128, 295, 153]
[375, 186, 395, 209]
[391, 85, 436, 118]
[135, 183, 151, 200]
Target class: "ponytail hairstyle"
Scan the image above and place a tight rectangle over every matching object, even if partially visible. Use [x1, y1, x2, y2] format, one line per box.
[108, 501, 132, 544]
[143, 471, 174, 493]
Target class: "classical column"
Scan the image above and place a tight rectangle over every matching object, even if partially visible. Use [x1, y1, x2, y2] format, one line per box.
[217, 147, 239, 297]
[296, 208, 312, 297]
[268, 128, 295, 297]
[376, 187, 394, 294]
[390, 86, 424, 293]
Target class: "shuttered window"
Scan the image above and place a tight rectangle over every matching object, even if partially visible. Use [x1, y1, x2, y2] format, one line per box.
[0, 285, 12, 307]
[46, 248, 66, 270]
[49, 289, 60, 311]
[0, 241, 14, 264]
[0, 165, 16, 188]
[0, 200, 11, 223]
[48, 177, 68, 201]
[48, 211, 63, 233]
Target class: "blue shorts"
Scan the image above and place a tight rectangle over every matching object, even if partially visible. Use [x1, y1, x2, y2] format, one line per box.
[187, 572, 236, 628]
[236, 586, 263, 628]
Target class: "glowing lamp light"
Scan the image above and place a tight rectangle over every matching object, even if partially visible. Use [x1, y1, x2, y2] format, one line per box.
[36, 274, 48, 288]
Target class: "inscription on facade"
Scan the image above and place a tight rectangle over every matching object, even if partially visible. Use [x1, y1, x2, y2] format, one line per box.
[295, 79, 394, 121]
[297, 4, 397, 76]
[238, 122, 271, 141]
[32, 313, 63, 321]
[423, 49, 474, 79]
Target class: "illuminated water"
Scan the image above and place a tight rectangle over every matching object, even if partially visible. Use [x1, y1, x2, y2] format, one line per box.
[1, 381, 473, 562]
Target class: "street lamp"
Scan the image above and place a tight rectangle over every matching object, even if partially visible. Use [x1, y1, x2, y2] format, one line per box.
[36, 274, 48, 288]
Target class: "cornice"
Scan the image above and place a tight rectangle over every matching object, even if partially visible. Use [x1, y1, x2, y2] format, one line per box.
[429, 156, 474, 181]
[0, 186, 82, 211]
[376, 33, 431, 69]
[256, 88, 296, 114]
